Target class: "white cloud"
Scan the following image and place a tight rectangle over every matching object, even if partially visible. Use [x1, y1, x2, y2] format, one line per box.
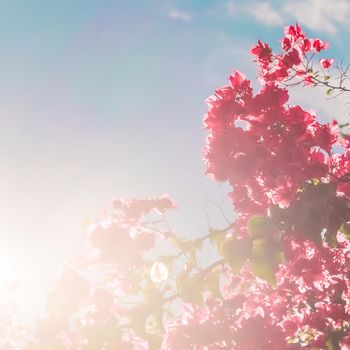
[168, 9, 192, 22]
[283, 0, 350, 34]
[222, 0, 350, 34]
[247, 1, 284, 26]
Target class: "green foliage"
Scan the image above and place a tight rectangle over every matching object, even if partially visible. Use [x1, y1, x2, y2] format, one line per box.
[219, 237, 252, 273]
[326, 88, 334, 96]
[340, 222, 350, 240]
[247, 215, 271, 238]
[204, 267, 222, 298]
[177, 269, 204, 304]
[250, 238, 284, 286]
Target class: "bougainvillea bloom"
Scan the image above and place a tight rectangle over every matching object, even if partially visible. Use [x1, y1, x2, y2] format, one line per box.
[320, 58, 335, 69]
[4, 24, 350, 350]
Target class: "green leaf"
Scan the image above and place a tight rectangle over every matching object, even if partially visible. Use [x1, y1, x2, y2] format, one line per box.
[324, 230, 338, 248]
[219, 237, 251, 273]
[209, 229, 227, 245]
[177, 272, 203, 304]
[251, 260, 276, 286]
[340, 222, 350, 240]
[247, 215, 270, 238]
[250, 238, 284, 286]
[326, 337, 339, 350]
[311, 178, 321, 185]
[326, 88, 333, 96]
[204, 268, 221, 298]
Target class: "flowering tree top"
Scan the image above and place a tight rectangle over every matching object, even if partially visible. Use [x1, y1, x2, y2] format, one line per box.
[3, 24, 350, 350]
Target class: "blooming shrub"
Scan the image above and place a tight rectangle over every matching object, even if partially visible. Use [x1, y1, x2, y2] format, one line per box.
[4, 24, 350, 350]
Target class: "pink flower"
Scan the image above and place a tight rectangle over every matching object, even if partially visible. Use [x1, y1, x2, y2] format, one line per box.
[251, 40, 273, 67]
[282, 48, 302, 67]
[313, 38, 329, 52]
[284, 24, 305, 41]
[320, 58, 334, 69]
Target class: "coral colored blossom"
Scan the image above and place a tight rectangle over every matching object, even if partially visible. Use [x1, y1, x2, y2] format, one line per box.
[320, 58, 334, 69]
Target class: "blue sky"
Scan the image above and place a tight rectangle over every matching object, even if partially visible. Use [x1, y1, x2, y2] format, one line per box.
[1, 0, 350, 319]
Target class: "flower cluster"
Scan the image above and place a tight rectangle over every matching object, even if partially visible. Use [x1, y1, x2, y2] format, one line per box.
[159, 234, 350, 349]
[201, 24, 350, 349]
[204, 72, 337, 216]
[251, 24, 331, 85]
[23, 195, 176, 350]
[204, 24, 349, 220]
